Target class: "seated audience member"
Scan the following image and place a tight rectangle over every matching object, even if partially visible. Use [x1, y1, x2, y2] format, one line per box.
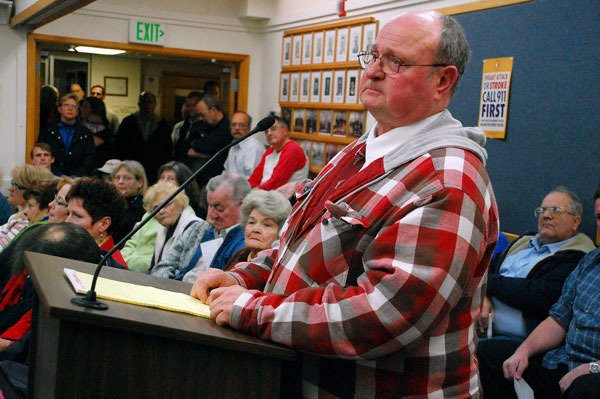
[127, 182, 201, 272]
[30, 142, 55, 172]
[65, 177, 128, 267]
[478, 187, 594, 342]
[151, 174, 250, 281]
[38, 93, 95, 177]
[0, 181, 58, 251]
[6, 165, 55, 213]
[93, 158, 121, 182]
[80, 96, 114, 168]
[110, 160, 148, 243]
[247, 116, 308, 190]
[223, 189, 291, 271]
[222, 112, 266, 179]
[157, 161, 203, 217]
[0, 223, 106, 360]
[0, 193, 11, 226]
[90, 84, 119, 133]
[186, 95, 232, 186]
[47, 178, 74, 223]
[114, 92, 172, 184]
[479, 246, 600, 399]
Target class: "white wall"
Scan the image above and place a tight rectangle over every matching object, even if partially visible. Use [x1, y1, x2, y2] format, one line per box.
[91, 54, 141, 120]
[0, 25, 28, 193]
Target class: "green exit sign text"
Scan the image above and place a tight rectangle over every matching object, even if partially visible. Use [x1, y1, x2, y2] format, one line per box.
[129, 20, 166, 46]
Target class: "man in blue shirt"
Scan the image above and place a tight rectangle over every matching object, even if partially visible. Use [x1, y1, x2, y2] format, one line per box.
[480, 246, 600, 398]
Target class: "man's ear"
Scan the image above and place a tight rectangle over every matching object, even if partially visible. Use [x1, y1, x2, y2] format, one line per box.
[435, 65, 459, 99]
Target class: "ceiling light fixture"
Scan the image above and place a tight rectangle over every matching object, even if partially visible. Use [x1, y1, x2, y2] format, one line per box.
[68, 46, 126, 56]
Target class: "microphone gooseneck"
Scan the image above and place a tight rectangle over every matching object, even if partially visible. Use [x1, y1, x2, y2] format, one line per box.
[71, 115, 276, 310]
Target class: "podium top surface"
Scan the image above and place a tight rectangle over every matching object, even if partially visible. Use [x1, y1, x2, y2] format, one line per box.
[25, 251, 295, 361]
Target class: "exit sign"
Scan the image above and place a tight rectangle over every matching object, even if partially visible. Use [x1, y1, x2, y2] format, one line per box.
[129, 20, 166, 46]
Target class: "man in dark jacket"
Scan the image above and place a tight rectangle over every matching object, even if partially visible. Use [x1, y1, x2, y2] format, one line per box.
[185, 95, 232, 186]
[38, 93, 95, 177]
[477, 187, 595, 342]
[114, 92, 172, 184]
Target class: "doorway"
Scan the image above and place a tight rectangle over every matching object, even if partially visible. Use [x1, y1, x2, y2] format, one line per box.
[27, 33, 249, 158]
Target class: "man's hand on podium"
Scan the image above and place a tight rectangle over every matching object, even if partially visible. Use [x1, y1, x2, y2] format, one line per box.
[209, 285, 251, 326]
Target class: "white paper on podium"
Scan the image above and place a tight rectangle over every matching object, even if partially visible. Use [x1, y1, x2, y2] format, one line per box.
[514, 377, 534, 399]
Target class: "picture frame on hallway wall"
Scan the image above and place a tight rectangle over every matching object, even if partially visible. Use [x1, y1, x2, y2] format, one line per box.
[105, 76, 128, 97]
[302, 33, 313, 65]
[324, 30, 336, 63]
[313, 32, 324, 64]
[310, 72, 321, 103]
[321, 71, 333, 103]
[335, 27, 349, 63]
[282, 36, 292, 67]
[280, 73, 289, 103]
[292, 35, 302, 66]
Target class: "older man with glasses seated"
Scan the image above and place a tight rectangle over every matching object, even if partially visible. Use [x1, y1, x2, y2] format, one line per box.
[477, 187, 595, 358]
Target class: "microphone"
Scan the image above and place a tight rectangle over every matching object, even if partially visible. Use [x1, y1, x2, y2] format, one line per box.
[71, 115, 276, 310]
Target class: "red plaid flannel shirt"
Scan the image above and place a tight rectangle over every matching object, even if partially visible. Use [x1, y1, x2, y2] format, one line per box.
[227, 123, 498, 398]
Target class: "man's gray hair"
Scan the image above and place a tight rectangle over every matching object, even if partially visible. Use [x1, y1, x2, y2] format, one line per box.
[437, 14, 471, 96]
[206, 173, 251, 202]
[552, 186, 583, 217]
[201, 94, 222, 112]
[240, 189, 292, 230]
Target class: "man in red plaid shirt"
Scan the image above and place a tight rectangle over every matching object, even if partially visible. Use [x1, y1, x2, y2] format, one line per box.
[192, 11, 498, 398]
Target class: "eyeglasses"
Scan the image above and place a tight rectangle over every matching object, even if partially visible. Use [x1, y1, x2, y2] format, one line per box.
[534, 206, 574, 218]
[53, 195, 68, 208]
[357, 51, 448, 75]
[230, 122, 248, 128]
[10, 180, 26, 190]
[61, 103, 78, 110]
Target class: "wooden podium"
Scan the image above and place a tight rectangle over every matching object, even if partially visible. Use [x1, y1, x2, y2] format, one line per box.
[25, 252, 296, 399]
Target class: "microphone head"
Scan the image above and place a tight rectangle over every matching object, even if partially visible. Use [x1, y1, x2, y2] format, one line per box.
[255, 115, 276, 132]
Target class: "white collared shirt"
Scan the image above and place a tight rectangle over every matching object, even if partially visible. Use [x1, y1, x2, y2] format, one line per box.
[362, 112, 443, 169]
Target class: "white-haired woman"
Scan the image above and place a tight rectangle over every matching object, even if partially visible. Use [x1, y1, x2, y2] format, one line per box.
[122, 181, 200, 272]
[223, 189, 292, 271]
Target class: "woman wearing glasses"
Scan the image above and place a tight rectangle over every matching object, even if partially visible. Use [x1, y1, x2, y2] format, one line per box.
[47, 178, 74, 223]
[38, 93, 96, 178]
[6, 165, 55, 213]
[110, 160, 148, 243]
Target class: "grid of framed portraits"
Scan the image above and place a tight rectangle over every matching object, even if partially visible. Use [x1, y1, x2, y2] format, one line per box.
[280, 17, 378, 173]
[281, 19, 378, 67]
[284, 107, 366, 138]
[280, 69, 360, 105]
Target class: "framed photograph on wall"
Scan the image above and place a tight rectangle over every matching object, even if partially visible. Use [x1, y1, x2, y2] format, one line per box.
[300, 140, 312, 160]
[318, 110, 332, 134]
[310, 72, 321, 103]
[325, 143, 342, 163]
[349, 26, 362, 62]
[282, 36, 292, 66]
[333, 110, 348, 136]
[335, 27, 349, 63]
[279, 73, 289, 102]
[300, 72, 310, 103]
[313, 31, 324, 64]
[324, 30, 336, 63]
[292, 35, 302, 65]
[281, 108, 292, 126]
[363, 23, 376, 52]
[333, 70, 346, 103]
[105, 76, 128, 96]
[348, 111, 365, 137]
[302, 33, 313, 65]
[293, 109, 306, 132]
[345, 69, 359, 104]
[321, 71, 333, 103]
[290, 72, 299, 102]
[306, 109, 317, 133]
[311, 142, 325, 168]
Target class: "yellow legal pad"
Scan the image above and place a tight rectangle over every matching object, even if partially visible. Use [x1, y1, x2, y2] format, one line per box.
[64, 268, 211, 318]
